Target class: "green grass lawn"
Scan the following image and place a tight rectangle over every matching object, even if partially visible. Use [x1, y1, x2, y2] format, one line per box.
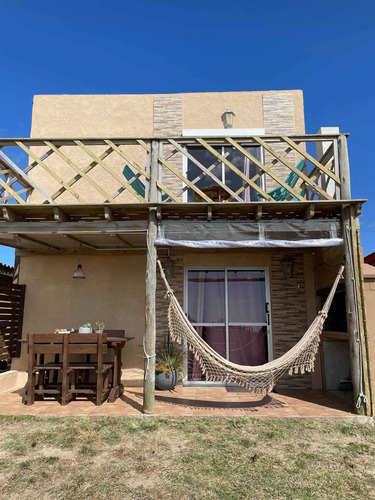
[0, 416, 374, 499]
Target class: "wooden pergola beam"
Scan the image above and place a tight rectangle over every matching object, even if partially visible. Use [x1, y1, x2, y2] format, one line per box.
[254, 205, 262, 221]
[15, 234, 61, 251]
[53, 207, 69, 222]
[61, 234, 98, 250]
[2, 207, 23, 223]
[104, 206, 115, 222]
[304, 204, 315, 220]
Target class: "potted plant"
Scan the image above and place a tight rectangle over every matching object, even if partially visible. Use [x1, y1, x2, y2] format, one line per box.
[94, 321, 105, 334]
[155, 337, 185, 391]
[79, 323, 92, 334]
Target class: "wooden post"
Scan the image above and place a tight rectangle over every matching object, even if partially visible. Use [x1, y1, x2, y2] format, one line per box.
[353, 219, 374, 415]
[339, 135, 368, 413]
[338, 134, 350, 200]
[143, 141, 159, 414]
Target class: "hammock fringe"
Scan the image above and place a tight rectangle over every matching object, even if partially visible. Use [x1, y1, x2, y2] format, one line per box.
[159, 261, 344, 395]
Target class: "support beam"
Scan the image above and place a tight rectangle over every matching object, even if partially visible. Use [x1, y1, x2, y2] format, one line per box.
[254, 205, 262, 221]
[342, 205, 364, 413]
[53, 207, 69, 222]
[338, 134, 351, 199]
[104, 206, 115, 222]
[110, 234, 133, 248]
[2, 207, 23, 222]
[62, 234, 98, 250]
[304, 203, 315, 220]
[15, 234, 60, 251]
[156, 206, 162, 221]
[338, 135, 368, 413]
[207, 205, 212, 222]
[143, 141, 159, 415]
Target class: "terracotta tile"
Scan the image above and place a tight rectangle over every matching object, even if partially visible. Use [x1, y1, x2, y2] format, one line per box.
[0, 387, 356, 418]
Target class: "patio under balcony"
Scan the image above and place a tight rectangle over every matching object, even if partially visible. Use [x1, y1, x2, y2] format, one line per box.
[0, 385, 359, 419]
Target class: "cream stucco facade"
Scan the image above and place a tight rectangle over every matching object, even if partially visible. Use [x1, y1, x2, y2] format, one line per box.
[30, 90, 305, 137]
[13, 247, 325, 389]
[27, 90, 305, 204]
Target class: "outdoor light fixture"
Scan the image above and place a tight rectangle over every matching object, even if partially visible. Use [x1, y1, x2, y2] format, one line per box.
[281, 258, 294, 281]
[221, 109, 235, 129]
[73, 263, 86, 279]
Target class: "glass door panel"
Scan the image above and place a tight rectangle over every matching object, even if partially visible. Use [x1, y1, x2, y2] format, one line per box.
[228, 326, 267, 366]
[188, 326, 226, 381]
[186, 147, 222, 202]
[227, 270, 266, 324]
[224, 146, 263, 201]
[186, 267, 270, 383]
[187, 270, 225, 324]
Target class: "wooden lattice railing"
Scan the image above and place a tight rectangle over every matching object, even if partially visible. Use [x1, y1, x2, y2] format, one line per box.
[0, 134, 348, 205]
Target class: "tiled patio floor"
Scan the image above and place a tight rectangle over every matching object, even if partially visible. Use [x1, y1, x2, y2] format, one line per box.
[0, 385, 357, 417]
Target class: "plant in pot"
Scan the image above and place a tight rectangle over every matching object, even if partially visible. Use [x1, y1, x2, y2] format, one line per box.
[155, 336, 185, 391]
[94, 321, 105, 334]
[79, 323, 92, 334]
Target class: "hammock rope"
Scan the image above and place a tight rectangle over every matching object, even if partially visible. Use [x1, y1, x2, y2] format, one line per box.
[157, 260, 345, 394]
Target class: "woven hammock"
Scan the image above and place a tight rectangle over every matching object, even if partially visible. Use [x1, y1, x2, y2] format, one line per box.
[157, 261, 344, 394]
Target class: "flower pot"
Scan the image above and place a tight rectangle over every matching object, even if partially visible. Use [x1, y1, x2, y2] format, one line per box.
[79, 327, 91, 334]
[94, 330, 103, 334]
[155, 369, 178, 391]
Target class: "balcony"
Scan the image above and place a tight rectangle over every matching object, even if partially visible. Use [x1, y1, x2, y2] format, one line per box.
[0, 133, 353, 207]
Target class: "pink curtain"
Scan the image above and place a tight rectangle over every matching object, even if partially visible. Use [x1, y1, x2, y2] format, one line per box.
[229, 326, 266, 366]
[188, 271, 225, 381]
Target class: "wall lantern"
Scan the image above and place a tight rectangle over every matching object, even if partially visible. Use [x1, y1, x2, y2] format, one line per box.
[221, 109, 235, 129]
[73, 263, 86, 279]
[281, 257, 294, 281]
[163, 258, 174, 281]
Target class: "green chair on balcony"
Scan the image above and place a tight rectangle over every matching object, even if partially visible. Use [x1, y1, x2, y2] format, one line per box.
[266, 159, 306, 201]
[123, 165, 169, 201]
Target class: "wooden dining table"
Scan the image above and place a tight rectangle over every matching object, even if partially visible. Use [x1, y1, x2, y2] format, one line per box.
[19, 335, 134, 404]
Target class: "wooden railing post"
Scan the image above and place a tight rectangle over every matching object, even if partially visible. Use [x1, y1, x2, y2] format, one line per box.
[338, 134, 351, 200]
[143, 140, 159, 414]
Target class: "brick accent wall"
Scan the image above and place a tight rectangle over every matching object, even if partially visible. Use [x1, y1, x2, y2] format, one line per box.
[270, 251, 311, 389]
[262, 93, 297, 191]
[155, 250, 312, 389]
[156, 254, 184, 347]
[153, 96, 183, 195]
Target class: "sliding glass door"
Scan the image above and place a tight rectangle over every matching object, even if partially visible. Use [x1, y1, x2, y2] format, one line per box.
[184, 267, 271, 384]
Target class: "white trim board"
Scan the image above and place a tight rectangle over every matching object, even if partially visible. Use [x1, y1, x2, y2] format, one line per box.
[182, 128, 265, 137]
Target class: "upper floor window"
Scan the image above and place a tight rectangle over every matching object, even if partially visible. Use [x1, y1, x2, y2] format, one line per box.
[184, 145, 264, 202]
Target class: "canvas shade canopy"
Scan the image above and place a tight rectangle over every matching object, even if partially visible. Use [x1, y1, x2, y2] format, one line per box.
[156, 219, 342, 249]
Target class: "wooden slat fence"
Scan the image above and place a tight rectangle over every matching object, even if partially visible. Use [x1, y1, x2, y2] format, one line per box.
[0, 283, 26, 362]
[0, 134, 345, 205]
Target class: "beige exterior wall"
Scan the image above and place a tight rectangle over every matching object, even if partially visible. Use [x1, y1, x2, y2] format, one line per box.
[12, 254, 147, 385]
[28, 90, 305, 203]
[13, 247, 319, 389]
[30, 90, 305, 137]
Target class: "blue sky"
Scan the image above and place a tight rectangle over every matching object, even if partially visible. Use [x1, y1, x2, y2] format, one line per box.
[0, 0, 374, 265]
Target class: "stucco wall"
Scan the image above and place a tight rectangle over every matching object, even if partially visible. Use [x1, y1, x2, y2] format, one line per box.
[12, 254, 147, 385]
[30, 90, 305, 137]
[28, 90, 305, 203]
[13, 247, 319, 389]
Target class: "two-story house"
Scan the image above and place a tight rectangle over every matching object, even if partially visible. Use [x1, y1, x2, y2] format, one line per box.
[0, 90, 372, 415]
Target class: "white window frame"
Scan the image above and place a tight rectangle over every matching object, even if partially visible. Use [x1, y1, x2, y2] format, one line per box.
[183, 265, 273, 386]
[182, 131, 265, 203]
